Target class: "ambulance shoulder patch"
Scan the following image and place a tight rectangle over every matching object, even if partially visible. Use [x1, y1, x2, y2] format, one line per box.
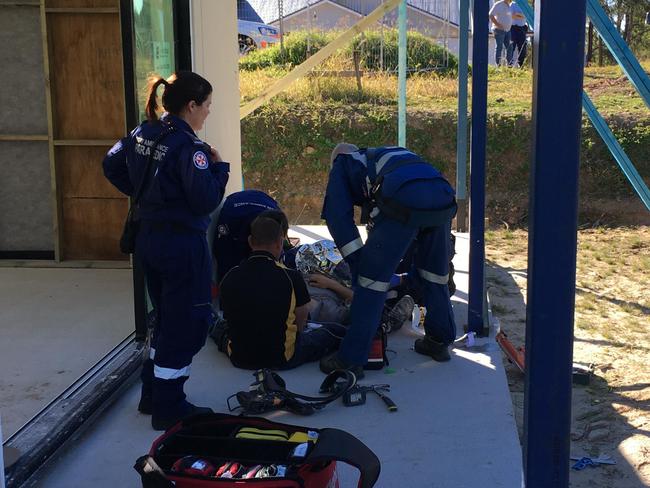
[193, 151, 209, 170]
[108, 140, 123, 156]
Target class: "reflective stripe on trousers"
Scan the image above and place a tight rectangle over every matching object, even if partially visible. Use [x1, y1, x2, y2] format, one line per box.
[154, 364, 191, 380]
[357, 275, 391, 292]
[417, 268, 449, 285]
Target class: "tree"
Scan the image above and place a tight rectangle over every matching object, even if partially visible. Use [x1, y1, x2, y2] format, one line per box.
[599, 0, 650, 61]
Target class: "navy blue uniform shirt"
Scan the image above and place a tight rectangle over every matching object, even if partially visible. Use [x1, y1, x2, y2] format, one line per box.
[103, 113, 230, 231]
[321, 146, 451, 268]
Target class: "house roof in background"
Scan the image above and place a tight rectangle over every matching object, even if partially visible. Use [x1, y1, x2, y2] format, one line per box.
[244, 0, 461, 27]
[237, 0, 264, 22]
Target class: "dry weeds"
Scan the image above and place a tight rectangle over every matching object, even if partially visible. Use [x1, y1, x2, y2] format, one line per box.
[486, 227, 650, 487]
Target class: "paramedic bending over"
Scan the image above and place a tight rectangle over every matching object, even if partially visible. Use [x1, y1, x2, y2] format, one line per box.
[103, 71, 230, 430]
[319, 143, 457, 378]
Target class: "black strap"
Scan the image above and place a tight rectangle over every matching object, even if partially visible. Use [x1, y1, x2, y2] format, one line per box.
[375, 191, 457, 229]
[134, 456, 175, 488]
[365, 147, 380, 183]
[366, 147, 421, 187]
[306, 428, 381, 488]
[231, 369, 356, 415]
[131, 124, 176, 206]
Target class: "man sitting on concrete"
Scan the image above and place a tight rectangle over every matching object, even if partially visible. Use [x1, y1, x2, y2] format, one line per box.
[219, 210, 343, 370]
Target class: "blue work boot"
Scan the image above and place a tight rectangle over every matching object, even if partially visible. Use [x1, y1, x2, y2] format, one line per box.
[319, 353, 365, 380]
[414, 335, 451, 362]
[151, 377, 213, 431]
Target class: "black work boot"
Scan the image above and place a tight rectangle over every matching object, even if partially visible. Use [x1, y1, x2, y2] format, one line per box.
[151, 402, 213, 431]
[138, 358, 154, 414]
[383, 295, 415, 333]
[138, 388, 153, 415]
[319, 353, 365, 380]
[151, 376, 213, 431]
[414, 335, 451, 362]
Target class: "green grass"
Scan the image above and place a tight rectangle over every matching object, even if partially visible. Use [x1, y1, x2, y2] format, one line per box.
[240, 60, 650, 116]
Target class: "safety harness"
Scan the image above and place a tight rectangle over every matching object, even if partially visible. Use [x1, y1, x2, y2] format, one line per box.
[361, 147, 457, 229]
[227, 369, 357, 416]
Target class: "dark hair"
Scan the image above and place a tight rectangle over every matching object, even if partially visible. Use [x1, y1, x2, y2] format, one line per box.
[250, 211, 288, 247]
[145, 71, 213, 122]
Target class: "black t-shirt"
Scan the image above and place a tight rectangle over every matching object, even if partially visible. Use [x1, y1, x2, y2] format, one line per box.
[220, 250, 310, 369]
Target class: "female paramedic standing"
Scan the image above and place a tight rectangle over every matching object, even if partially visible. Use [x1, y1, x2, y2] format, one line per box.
[103, 72, 229, 430]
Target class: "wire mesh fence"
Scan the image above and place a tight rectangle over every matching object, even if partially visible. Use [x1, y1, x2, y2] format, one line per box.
[237, 0, 462, 75]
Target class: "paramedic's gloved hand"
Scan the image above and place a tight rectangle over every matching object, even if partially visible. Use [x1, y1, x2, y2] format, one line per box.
[389, 273, 406, 289]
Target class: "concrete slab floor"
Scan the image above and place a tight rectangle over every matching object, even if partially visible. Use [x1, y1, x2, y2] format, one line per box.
[30, 228, 523, 487]
[0, 268, 134, 437]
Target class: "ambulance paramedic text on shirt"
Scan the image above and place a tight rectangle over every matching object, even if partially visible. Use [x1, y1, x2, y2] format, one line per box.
[319, 144, 458, 378]
[103, 71, 229, 430]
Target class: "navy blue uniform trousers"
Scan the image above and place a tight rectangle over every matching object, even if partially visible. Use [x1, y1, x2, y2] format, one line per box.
[338, 178, 457, 366]
[138, 224, 212, 418]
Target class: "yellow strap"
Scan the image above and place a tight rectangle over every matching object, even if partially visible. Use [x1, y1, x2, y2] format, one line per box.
[235, 427, 289, 441]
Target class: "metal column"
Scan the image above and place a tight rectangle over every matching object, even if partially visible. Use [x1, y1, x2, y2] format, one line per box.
[467, 0, 488, 334]
[518, 0, 650, 212]
[119, 0, 147, 341]
[524, 1, 587, 487]
[455, 0, 469, 232]
[397, 0, 407, 147]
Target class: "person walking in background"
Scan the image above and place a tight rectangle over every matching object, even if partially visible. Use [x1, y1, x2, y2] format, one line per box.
[510, 1, 529, 67]
[103, 71, 229, 430]
[490, 0, 513, 66]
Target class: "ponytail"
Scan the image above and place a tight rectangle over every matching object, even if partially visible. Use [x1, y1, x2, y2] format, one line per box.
[144, 71, 212, 122]
[145, 76, 170, 122]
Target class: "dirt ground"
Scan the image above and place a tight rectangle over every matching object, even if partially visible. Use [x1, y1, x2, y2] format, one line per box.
[485, 226, 650, 487]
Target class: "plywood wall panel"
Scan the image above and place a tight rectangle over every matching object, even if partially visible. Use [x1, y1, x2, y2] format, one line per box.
[45, 0, 118, 9]
[0, 5, 47, 134]
[0, 142, 54, 251]
[57, 145, 125, 198]
[48, 12, 125, 140]
[61, 197, 127, 260]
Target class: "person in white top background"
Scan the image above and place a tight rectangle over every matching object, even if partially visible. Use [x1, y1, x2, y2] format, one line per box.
[489, 0, 514, 66]
[510, 1, 529, 67]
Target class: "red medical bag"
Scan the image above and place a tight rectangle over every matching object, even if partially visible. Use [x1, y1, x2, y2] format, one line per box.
[135, 413, 380, 488]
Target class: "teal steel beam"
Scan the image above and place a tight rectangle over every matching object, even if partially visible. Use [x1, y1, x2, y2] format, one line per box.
[587, 0, 650, 109]
[456, 0, 469, 224]
[398, 0, 407, 147]
[582, 94, 650, 209]
[519, 0, 650, 212]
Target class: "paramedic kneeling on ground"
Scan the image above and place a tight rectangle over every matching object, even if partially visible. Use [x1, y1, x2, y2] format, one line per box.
[320, 143, 457, 378]
[103, 71, 229, 430]
[213, 189, 281, 283]
[219, 211, 343, 370]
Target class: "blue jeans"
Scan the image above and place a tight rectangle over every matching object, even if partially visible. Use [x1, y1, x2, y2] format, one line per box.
[494, 29, 513, 66]
[282, 322, 346, 369]
[510, 25, 528, 67]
